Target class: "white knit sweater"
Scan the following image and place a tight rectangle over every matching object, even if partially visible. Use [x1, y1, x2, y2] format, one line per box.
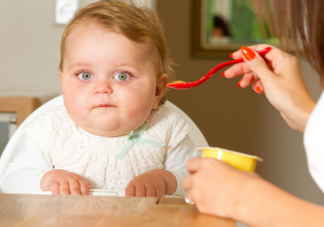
[20, 105, 192, 193]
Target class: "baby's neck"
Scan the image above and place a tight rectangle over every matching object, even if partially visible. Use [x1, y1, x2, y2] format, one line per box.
[77, 126, 128, 138]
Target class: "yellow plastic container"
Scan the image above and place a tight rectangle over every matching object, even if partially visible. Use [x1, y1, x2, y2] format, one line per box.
[197, 147, 263, 172]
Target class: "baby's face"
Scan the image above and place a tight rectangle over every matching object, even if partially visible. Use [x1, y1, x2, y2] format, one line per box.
[59, 24, 166, 137]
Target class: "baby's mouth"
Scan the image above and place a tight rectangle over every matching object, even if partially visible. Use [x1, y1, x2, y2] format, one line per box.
[96, 104, 115, 108]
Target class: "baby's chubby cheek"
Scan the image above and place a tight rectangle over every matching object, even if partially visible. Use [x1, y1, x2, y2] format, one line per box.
[122, 102, 152, 125]
[124, 91, 155, 117]
[61, 83, 90, 109]
[63, 94, 94, 121]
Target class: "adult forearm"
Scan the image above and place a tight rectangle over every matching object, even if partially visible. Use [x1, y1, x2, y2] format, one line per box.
[236, 178, 324, 227]
[287, 93, 316, 132]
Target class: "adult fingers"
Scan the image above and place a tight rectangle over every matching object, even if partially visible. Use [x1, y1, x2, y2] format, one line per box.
[145, 183, 156, 197]
[241, 46, 276, 83]
[223, 59, 273, 79]
[186, 158, 203, 174]
[79, 180, 90, 195]
[59, 181, 70, 195]
[223, 62, 254, 79]
[69, 180, 82, 195]
[237, 72, 256, 88]
[252, 80, 264, 94]
[230, 44, 276, 60]
[185, 189, 196, 205]
[125, 183, 135, 197]
[182, 175, 194, 191]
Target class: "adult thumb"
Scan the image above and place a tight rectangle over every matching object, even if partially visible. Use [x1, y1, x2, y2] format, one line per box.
[241, 46, 274, 82]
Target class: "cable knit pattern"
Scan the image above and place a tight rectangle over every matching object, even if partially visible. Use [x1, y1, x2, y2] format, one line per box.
[24, 105, 191, 191]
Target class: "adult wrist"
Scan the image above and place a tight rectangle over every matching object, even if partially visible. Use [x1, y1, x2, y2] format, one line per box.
[232, 174, 264, 222]
[294, 96, 316, 132]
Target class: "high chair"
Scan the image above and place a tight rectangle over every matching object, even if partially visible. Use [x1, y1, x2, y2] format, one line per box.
[0, 95, 208, 194]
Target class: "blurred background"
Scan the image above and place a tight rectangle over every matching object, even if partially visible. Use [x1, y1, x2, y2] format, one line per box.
[0, 0, 323, 205]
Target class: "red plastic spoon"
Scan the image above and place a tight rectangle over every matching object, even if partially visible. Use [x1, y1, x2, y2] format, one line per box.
[167, 47, 272, 90]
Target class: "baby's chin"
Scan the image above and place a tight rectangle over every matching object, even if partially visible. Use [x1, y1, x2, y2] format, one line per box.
[80, 120, 138, 137]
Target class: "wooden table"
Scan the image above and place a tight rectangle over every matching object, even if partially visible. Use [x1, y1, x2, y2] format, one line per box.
[0, 194, 235, 227]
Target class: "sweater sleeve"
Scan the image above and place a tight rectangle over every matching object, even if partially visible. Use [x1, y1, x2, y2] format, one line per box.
[164, 135, 200, 196]
[0, 135, 53, 193]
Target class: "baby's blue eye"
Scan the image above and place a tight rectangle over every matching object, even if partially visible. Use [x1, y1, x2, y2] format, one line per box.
[78, 72, 93, 81]
[114, 72, 130, 81]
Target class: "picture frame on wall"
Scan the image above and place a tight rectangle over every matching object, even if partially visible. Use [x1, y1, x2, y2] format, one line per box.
[192, 0, 277, 57]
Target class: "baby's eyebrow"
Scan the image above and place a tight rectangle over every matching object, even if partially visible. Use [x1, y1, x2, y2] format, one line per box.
[117, 62, 142, 71]
[118, 62, 135, 67]
[69, 62, 93, 70]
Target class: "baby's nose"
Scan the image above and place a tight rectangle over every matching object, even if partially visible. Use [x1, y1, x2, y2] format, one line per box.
[94, 81, 113, 94]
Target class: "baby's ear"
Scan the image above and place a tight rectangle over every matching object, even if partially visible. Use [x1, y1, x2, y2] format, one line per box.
[58, 70, 63, 80]
[152, 74, 168, 109]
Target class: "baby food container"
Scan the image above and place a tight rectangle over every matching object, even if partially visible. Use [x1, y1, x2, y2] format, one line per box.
[197, 147, 263, 172]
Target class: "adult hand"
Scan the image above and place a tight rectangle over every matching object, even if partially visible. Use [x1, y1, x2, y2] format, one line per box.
[183, 158, 324, 227]
[41, 169, 89, 195]
[125, 169, 176, 198]
[223, 45, 316, 132]
[182, 158, 260, 219]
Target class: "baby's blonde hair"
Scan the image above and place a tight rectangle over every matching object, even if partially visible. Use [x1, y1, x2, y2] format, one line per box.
[59, 0, 175, 83]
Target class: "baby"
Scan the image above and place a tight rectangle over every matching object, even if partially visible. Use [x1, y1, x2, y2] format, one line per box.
[0, 0, 198, 197]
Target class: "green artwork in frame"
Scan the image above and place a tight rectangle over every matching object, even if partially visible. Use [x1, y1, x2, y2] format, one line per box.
[193, 0, 278, 57]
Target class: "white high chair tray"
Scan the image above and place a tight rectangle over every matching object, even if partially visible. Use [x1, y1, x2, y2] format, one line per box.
[9, 189, 119, 196]
[8, 189, 183, 197]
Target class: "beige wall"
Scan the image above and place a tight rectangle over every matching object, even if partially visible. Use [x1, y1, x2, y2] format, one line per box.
[0, 0, 96, 103]
[0, 1, 323, 205]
